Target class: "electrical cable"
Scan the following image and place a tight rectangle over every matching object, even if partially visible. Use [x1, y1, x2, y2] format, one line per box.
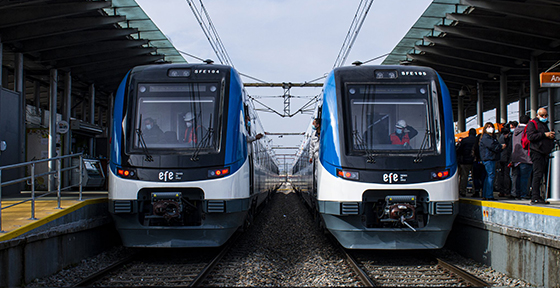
[545, 60, 560, 72]
[333, 0, 375, 68]
[185, 0, 234, 67]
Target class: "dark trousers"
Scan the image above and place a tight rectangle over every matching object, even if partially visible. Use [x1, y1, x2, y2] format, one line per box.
[472, 162, 486, 192]
[496, 161, 511, 195]
[512, 163, 532, 198]
[530, 152, 549, 200]
[458, 164, 473, 196]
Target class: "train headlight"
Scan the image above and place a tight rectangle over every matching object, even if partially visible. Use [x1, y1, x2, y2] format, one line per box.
[117, 167, 136, 179]
[431, 169, 450, 180]
[336, 169, 359, 180]
[208, 167, 230, 178]
[168, 68, 191, 77]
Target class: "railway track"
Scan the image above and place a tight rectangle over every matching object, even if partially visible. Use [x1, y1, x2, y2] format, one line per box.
[339, 247, 490, 287]
[73, 234, 238, 287]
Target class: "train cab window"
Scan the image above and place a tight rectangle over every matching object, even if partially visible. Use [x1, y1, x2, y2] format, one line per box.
[347, 84, 434, 153]
[133, 83, 220, 151]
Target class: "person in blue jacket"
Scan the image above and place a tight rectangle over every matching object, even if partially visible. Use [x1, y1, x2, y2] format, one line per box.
[479, 122, 506, 200]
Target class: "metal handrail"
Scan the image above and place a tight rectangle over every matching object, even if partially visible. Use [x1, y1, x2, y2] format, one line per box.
[0, 153, 84, 232]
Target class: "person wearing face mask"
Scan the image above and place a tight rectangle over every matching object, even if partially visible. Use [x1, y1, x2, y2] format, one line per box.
[245, 114, 263, 143]
[390, 119, 418, 147]
[526, 107, 556, 204]
[479, 122, 505, 200]
[142, 117, 164, 143]
[183, 112, 201, 145]
[309, 118, 321, 163]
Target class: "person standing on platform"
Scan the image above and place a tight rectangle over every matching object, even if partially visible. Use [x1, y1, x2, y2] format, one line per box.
[526, 108, 555, 205]
[511, 115, 533, 200]
[471, 132, 485, 198]
[497, 124, 513, 198]
[479, 122, 505, 200]
[456, 128, 477, 197]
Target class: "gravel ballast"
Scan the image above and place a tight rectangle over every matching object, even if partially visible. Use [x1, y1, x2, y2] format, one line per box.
[27, 186, 532, 287]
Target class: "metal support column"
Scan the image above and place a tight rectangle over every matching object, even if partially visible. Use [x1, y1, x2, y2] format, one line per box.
[63, 72, 72, 187]
[15, 53, 25, 184]
[548, 88, 554, 130]
[457, 94, 465, 132]
[477, 82, 484, 127]
[500, 72, 508, 124]
[48, 69, 58, 191]
[530, 56, 539, 118]
[97, 106, 102, 128]
[519, 84, 526, 117]
[89, 84, 95, 156]
[34, 81, 41, 114]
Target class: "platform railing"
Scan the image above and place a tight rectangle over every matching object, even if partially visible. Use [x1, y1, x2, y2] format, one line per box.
[0, 153, 84, 232]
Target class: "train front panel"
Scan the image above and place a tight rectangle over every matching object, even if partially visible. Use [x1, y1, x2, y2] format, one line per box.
[317, 65, 458, 249]
[108, 63, 251, 247]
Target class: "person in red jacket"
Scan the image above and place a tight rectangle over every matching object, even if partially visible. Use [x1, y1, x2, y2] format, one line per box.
[183, 112, 201, 146]
[390, 119, 418, 147]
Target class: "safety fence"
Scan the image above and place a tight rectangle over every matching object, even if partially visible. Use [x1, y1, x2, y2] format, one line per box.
[0, 153, 84, 232]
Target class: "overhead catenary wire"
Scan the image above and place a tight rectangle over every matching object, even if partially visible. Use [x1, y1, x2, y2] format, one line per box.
[185, 0, 234, 67]
[332, 0, 375, 68]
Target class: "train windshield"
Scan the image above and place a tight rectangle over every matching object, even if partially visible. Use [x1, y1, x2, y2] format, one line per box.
[133, 83, 220, 151]
[347, 83, 434, 153]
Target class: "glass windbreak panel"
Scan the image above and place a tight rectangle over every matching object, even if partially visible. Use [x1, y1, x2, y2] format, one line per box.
[348, 84, 433, 152]
[134, 83, 219, 150]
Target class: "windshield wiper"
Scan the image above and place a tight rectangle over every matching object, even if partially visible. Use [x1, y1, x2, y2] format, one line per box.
[414, 129, 431, 163]
[353, 129, 376, 163]
[136, 115, 153, 162]
[190, 115, 214, 161]
[354, 115, 377, 163]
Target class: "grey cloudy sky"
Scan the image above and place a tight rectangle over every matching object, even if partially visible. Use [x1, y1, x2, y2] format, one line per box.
[135, 0, 433, 167]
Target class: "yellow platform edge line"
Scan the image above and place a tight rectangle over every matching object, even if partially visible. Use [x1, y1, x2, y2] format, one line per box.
[460, 198, 560, 217]
[0, 198, 108, 242]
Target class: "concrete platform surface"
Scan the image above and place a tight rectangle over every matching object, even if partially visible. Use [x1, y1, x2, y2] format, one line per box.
[0, 191, 108, 242]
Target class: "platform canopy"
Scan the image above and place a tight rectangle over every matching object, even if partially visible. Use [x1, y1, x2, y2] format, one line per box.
[383, 0, 560, 119]
[0, 0, 186, 105]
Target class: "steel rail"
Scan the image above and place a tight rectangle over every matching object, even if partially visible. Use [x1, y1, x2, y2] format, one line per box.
[437, 258, 491, 287]
[189, 232, 240, 287]
[329, 235, 376, 287]
[72, 253, 137, 287]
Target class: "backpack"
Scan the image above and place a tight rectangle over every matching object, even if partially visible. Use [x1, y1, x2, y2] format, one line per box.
[521, 119, 537, 150]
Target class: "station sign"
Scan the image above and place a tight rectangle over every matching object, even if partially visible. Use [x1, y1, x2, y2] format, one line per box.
[540, 72, 560, 87]
[57, 120, 69, 134]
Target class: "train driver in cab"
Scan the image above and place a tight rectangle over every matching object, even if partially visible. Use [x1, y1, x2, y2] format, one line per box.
[143, 117, 164, 143]
[183, 112, 201, 145]
[390, 119, 418, 147]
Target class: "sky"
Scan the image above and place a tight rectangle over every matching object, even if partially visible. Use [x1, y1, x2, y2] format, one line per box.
[135, 0, 434, 170]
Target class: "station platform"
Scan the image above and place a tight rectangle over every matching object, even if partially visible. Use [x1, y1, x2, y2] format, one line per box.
[449, 192, 560, 287]
[0, 191, 108, 242]
[0, 191, 118, 287]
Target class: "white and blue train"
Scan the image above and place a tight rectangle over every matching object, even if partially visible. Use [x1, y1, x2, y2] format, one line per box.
[292, 65, 458, 249]
[109, 63, 281, 247]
